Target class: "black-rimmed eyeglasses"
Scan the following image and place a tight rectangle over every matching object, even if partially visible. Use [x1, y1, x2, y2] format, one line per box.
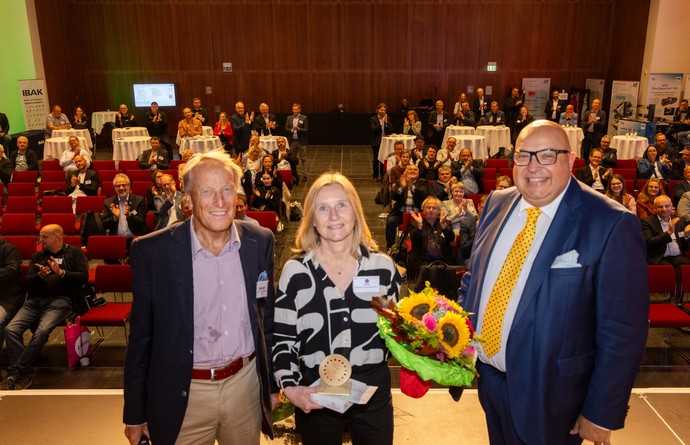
[513, 149, 570, 166]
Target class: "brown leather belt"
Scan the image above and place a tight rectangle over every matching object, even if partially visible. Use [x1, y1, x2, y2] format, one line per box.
[191, 352, 255, 381]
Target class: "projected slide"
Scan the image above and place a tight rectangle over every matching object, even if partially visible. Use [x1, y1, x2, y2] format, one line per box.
[133, 83, 176, 107]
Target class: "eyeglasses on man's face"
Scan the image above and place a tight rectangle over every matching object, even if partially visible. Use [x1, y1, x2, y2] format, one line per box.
[514, 148, 570, 166]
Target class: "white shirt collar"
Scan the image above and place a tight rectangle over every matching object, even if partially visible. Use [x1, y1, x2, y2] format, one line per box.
[190, 218, 241, 257]
[516, 178, 571, 221]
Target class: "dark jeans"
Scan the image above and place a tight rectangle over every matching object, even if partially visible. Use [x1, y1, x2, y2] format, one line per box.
[656, 255, 690, 298]
[4, 297, 71, 377]
[371, 145, 382, 178]
[385, 211, 402, 248]
[0, 304, 21, 348]
[296, 365, 393, 445]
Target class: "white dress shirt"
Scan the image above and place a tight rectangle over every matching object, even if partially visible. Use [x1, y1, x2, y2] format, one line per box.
[476, 181, 570, 372]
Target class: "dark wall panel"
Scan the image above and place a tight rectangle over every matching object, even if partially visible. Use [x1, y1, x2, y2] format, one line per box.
[35, 0, 649, 120]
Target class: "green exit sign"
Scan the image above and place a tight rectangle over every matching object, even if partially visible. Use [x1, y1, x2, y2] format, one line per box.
[487, 62, 497, 72]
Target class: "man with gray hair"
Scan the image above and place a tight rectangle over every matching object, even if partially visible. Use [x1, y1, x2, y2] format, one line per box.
[10, 136, 38, 172]
[124, 151, 277, 445]
[101, 173, 147, 236]
[59, 136, 92, 173]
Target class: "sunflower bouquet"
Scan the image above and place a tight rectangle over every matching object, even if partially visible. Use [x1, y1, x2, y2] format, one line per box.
[372, 282, 478, 398]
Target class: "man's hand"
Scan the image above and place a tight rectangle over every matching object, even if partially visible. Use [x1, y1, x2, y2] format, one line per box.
[124, 424, 150, 445]
[110, 204, 121, 219]
[283, 386, 322, 414]
[47, 259, 63, 277]
[70, 175, 79, 187]
[570, 415, 611, 445]
[410, 211, 423, 229]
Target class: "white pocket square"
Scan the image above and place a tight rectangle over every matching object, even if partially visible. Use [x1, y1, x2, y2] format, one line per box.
[551, 250, 582, 269]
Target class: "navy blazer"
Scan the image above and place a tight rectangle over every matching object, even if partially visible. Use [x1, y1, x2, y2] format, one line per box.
[462, 180, 648, 444]
[123, 219, 276, 444]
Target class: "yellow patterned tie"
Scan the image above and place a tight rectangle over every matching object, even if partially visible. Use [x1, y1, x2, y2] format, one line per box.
[481, 207, 541, 357]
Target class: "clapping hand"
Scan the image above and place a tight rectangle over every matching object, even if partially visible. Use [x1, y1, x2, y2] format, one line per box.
[283, 386, 322, 414]
[70, 175, 79, 187]
[410, 211, 423, 229]
[47, 258, 63, 277]
[439, 207, 449, 228]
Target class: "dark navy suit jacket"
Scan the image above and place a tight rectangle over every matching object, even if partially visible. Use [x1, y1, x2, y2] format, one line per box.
[462, 179, 648, 445]
[123, 219, 276, 444]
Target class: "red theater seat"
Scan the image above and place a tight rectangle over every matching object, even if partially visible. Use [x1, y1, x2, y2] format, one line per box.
[41, 196, 73, 213]
[39, 181, 66, 196]
[1, 236, 38, 259]
[87, 235, 127, 261]
[1, 213, 37, 235]
[246, 211, 279, 232]
[41, 213, 78, 234]
[485, 159, 509, 168]
[117, 160, 140, 172]
[91, 160, 116, 171]
[75, 195, 105, 214]
[8, 182, 36, 196]
[41, 170, 67, 182]
[11, 170, 39, 183]
[5, 196, 38, 213]
[41, 159, 60, 171]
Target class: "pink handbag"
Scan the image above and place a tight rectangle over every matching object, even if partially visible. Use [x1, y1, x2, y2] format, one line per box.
[64, 317, 92, 369]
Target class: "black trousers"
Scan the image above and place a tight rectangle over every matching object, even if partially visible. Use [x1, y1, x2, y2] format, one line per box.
[581, 132, 601, 161]
[296, 365, 393, 445]
[371, 145, 382, 178]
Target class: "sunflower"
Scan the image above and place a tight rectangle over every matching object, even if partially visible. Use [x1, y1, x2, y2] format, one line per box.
[436, 311, 471, 359]
[397, 291, 437, 324]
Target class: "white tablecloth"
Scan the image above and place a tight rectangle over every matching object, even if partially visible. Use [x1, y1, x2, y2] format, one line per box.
[377, 134, 416, 163]
[113, 136, 151, 161]
[43, 136, 88, 160]
[176, 126, 213, 146]
[180, 136, 223, 153]
[475, 125, 511, 156]
[91, 111, 117, 135]
[441, 126, 476, 150]
[561, 126, 584, 158]
[259, 136, 291, 155]
[610, 135, 648, 159]
[112, 127, 149, 139]
[52, 128, 93, 150]
[449, 135, 487, 160]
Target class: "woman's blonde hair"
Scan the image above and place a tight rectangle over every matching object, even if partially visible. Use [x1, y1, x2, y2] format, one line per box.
[293, 172, 377, 255]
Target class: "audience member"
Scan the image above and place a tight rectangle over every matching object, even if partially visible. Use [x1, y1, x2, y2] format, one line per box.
[145, 170, 165, 212]
[472, 87, 490, 117]
[418, 146, 442, 180]
[0, 145, 11, 186]
[559, 104, 579, 126]
[654, 132, 676, 160]
[452, 92, 469, 118]
[575, 148, 611, 192]
[451, 147, 483, 195]
[598, 135, 617, 169]
[177, 107, 203, 149]
[437, 137, 460, 165]
[503, 87, 524, 127]
[388, 150, 411, 191]
[386, 164, 425, 248]
[101, 173, 147, 236]
[511, 105, 533, 143]
[479, 175, 513, 214]
[636, 178, 665, 220]
[213, 111, 234, 151]
[403, 110, 422, 137]
[443, 182, 478, 264]
[144, 102, 171, 156]
[641, 195, 690, 269]
[544, 90, 564, 122]
[138, 137, 169, 171]
[59, 136, 92, 173]
[480, 101, 505, 125]
[369, 103, 392, 180]
[385, 141, 405, 174]
[581, 98, 606, 160]
[285, 103, 308, 166]
[231, 101, 253, 152]
[674, 99, 690, 124]
[0, 238, 23, 349]
[66, 155, 100, 197]
[235, 193, 259, 226]
[252, 172, 281, 213]
[411, 136, 426, 163]
[71, 106, 90, 130]
[456, 101, 477, 127]
[0, 111, 9, 149]
[408, 196, 455, 280]
[428, 165, 455, 200]
[10, 136, 38, 171]
[637, 145, 672, 180]
[275, 137, 298, 181]
[114, 104, 137, 128]
[672, 147, 690, 180]
[674, 165, 690, 206]
[252, 102, 276, 136]
[3, 224, 88, 390]
[190, 97, 208, 124]
[253, 154, 282, 190]
[153, 173, 184, 230]
[428, 100, 450, 147]
[45, 105, 71, 137]
[604, 174, 636, 213]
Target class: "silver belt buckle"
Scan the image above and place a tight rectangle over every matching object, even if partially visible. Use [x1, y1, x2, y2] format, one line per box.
[210, 367, 217, 381]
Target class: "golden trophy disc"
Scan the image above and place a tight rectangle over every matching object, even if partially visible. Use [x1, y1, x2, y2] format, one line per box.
[318, 354, 352, 396]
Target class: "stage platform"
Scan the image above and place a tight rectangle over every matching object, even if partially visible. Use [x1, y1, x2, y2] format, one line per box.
[1, 388, 688, 444]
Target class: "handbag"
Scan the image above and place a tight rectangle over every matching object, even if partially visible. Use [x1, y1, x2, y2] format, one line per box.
[414, 260, 466, 301]
[64, 316, 92, 369]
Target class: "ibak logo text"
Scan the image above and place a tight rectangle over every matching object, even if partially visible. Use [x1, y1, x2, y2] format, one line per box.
[22, 89, 43, 96]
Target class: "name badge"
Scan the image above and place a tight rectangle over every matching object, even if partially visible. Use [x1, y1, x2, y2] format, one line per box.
[130, 210, 138, 216]
[353, 276, 379, 293]
[256, 280, 269, 299]
[158, 156, 164, 160]
[85, 180, 92, 184]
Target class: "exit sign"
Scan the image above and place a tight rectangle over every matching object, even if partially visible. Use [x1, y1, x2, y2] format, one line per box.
[487, 62, 497, 72]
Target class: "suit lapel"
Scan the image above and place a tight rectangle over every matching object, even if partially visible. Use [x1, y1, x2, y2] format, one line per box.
[173, 221, 195, 335]
[238, 223, 260, 336]
[510, 180, 582, 331]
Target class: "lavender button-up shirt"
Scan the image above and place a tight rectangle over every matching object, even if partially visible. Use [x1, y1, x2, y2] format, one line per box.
[190, 219, 254, 368]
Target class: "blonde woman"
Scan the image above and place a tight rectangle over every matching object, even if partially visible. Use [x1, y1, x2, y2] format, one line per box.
[443, 182, 478, 264]
[636, 178, 665, 220]
[403, 110, 422, 137]
[272, 172, 401, 445]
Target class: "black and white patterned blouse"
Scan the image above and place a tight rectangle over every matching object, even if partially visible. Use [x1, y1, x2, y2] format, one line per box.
[272, 246, 401, 388]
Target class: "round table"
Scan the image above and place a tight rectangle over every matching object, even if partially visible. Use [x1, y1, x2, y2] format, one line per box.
[259, 136, 291, 155]
[181, 136, 223, 153]
[52, 128, 93, 150]
[610, 135, 648, 159]
[91, 111, 118, 135]
[113, 136, 151, 161]
[450, 135, 487, 160]
[441, 126, 476, 149]
[377, 134, 416, 163]
[43, 136, 88, 160]
[112, 127, 149, 139]
[475, 125, 511, 156]
[176, 126, 213, 146]
[561, 126, 584, 158]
